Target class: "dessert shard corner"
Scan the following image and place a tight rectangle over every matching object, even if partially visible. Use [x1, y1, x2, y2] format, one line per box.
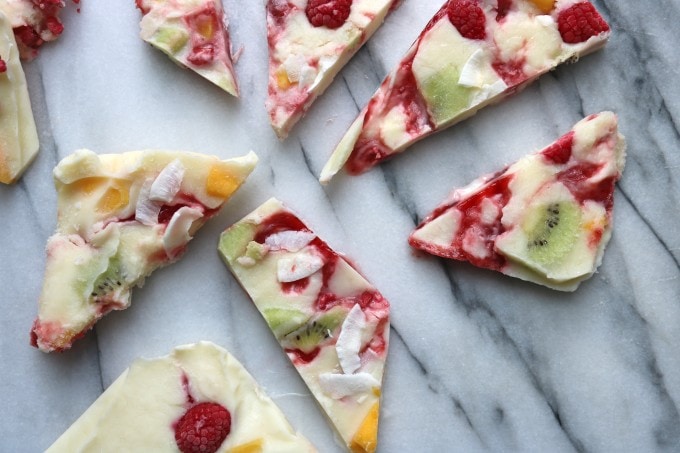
[137, 0, 240, 96]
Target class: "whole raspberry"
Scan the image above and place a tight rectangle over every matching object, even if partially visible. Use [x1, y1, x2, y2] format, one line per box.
[447, 0, 487, 40]
[557, 2, 609, 44]
[0, 58, 6, 73]
[174, 402, 232, 453]
[306, 0, 353, 29]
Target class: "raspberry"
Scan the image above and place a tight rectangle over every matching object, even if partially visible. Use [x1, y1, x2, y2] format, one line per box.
[306, 0, 353, 29]
[447, 0, 487, 40]
[557, 2, 609, 44]
[0, 58, 6, 73]
[174, 402, 231, 453]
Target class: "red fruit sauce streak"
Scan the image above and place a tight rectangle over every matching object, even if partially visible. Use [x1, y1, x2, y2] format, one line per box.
[491, 58, 527, 88]
[286, 347, 321, 365]
[557, 163, 616, 210]
[412, 174, 513, 271]
[346, 53, 433, 175]
[363, 315, 389, 356]
[495, 0, 513, 21]
[183, 4, 227, 67]
[281, 277, 311, 294]
[541, 131, 575, 165]
[181, 373, 196, 404]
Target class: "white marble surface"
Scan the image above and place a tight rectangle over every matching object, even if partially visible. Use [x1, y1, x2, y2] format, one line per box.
[2, 1, 680, 451]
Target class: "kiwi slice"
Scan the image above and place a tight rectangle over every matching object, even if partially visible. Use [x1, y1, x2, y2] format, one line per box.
[90, 257, 129, 301]
[421, 65, 473, 126]
[218, 222, 257, 263]
[263, 308, 311, 339]
[283, 306, 348, 352]
[523, 201, 582, 266]
[496, 194, 584, 280]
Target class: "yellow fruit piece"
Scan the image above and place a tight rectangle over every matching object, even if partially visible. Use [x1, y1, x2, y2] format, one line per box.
[70, 177, 104, 195]
[97, 184, 130, 213]
[0, 154, 12, 184]
[69, 177, 131, 213]
[230, 438, 263, 453]
[350, 402, 380, 453]
[529, 0, 555, 13]
[276, 69, 292, 90]
[206, 165, 240, 198]
[196, 14, 215, 39]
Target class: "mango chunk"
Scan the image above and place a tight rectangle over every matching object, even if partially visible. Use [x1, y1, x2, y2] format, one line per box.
[97, 184, 130, 213]
[276, 68, 292, 90]
[350, 402, 380, 453]
[69, 177, 131, 213]
[529, 0, 555, 13]
[230, 438, 263, 453]
[206, 164, 240, 198]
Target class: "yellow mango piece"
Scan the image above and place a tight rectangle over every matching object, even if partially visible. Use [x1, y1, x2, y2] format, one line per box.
[70, 177, 105, 195]
[197, 14, 215, 39]
[350, 402, 380, 453]
[97, 182, 130, 213]
[0, 155, 12, 184]
[230, 438, 263, 453]
[206, 165, 240, 198]
[276, 69, 292, 90]
[529, 0, 555, 13]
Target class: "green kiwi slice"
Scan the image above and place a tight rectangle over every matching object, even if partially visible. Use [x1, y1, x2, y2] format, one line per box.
[90, 257, 129, 301]
[263, 308, 311, 339]
[523, 201, 582, 267]
[282, 306, 348, 352]
[421, 65, 473, 126]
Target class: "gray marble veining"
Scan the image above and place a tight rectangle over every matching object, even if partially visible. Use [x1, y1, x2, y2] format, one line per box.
[1, 1, 679, 451]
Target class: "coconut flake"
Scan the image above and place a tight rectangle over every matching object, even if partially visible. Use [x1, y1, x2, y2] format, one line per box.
[318, 373, 380, 399]
[135, 179, 161, 226]
[277, 253, 324, 282]
[150, 159, 185, 203]
[459, 49, 488, 88]
[265, 231, 316, 252]
[336, 304, 366, 374]
[163, 206, 203, 254]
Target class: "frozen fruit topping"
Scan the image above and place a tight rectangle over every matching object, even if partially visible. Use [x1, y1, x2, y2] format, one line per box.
[447, 0, 486, 40]
[174, 402, 232, 453]
[557, 2, 609, 44]
[306, 0, 353, 29]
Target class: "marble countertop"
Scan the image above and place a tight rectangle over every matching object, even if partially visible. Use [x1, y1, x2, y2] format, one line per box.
[2, 1, 679, 451]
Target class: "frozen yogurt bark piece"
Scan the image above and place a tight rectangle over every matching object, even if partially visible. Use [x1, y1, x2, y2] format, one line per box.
[0, 0, 75, 60]
[320, 0, 611, 182]
[47, 341, 317, 453]
[219, 198, 390, 453]
[410, 112, 625, 291]
[137, 0, 239, 96]
[0, 9, 38, 184]
[266, 0, 398, 139]
[31, 149, 258, 352]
